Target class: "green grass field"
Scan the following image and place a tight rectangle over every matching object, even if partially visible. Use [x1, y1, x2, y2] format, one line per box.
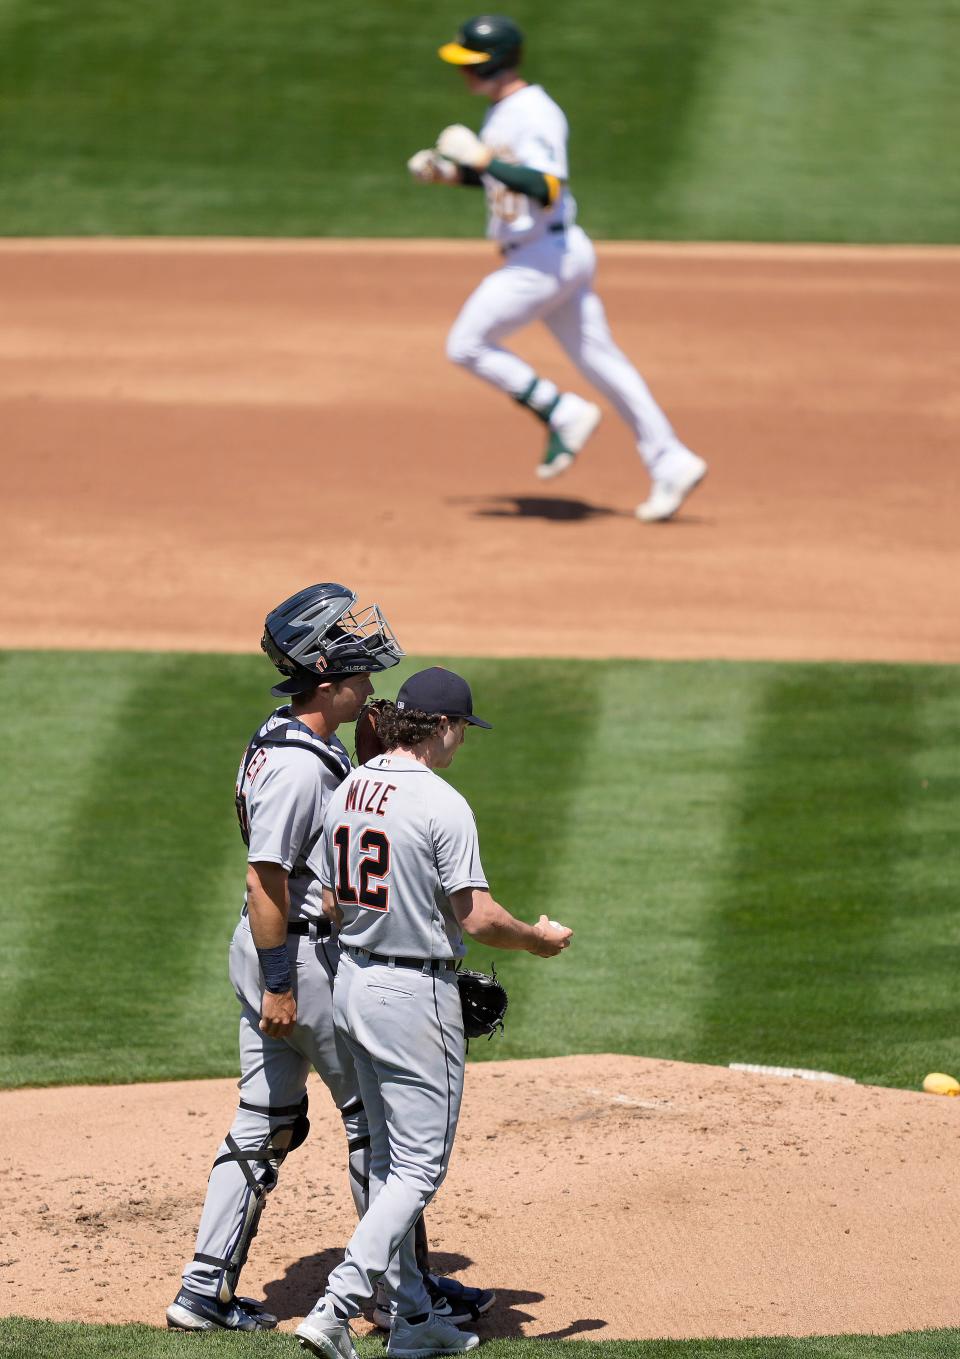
[0, 0, 956, 241]
[3, 649, 959, 1354]
[2, 1319, 960, 1359]
[2, 650, 958, 1091]
[3, 4, 958, 1356]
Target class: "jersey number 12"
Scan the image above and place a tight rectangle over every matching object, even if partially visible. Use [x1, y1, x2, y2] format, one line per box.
[332, 825, 391, 911]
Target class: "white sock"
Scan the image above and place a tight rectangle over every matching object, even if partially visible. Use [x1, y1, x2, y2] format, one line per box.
[549, 391, 590, 429]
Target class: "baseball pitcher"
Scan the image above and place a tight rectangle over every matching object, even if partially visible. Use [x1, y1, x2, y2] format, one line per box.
[296, 667, 572, 1359]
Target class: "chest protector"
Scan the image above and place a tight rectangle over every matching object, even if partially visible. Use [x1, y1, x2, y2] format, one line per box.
[235, 720, 350, 847]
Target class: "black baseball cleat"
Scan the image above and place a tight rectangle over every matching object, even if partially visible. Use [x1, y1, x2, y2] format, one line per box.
[166, 1286, 278, 1331]
[427, 1274, 496, 1318]
[373, 1276, 496, 1331]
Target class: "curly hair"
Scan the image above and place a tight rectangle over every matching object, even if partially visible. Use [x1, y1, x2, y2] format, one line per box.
[374, 702, 445, 750]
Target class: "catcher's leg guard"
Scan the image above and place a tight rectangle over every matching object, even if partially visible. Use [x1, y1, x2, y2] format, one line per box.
[414, 1212, 430, 1275]
[190, 1094, 309, 1305]
[342, 1094, 371, 1218]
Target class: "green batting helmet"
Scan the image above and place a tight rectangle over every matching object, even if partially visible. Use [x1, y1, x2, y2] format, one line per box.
[438, 15, 524, 78]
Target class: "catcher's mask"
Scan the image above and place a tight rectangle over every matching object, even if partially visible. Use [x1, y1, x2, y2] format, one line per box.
[261, 582, 403, 697]
[439, 15, 524, 78]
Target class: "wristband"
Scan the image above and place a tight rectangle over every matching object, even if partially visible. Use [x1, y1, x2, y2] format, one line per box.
[256, 944, 292, 994]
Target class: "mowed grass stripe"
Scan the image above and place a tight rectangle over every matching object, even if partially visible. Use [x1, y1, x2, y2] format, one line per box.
[458, 661, 760, 1062]
[0, 651, 271, 1087]
[0, 0, 955, 239]
[0, 651, 138, 1018]
[366, 654, 602, 1055]
[695, 664, 949, 1087]
[665, 0, 960, 242]
[1, 1319, 959, 1358]
[2, 653, 958, 1089]
[557, 0, 722, 237]
[871, 667, 960, 1085]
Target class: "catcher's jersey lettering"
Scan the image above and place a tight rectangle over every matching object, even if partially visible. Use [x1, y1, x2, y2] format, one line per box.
[236, 707, 350, 922]
[311, 754, 487, 959]
[245, 747, 268, 785]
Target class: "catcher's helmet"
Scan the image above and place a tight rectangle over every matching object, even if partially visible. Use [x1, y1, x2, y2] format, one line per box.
[261, 583, 403, 697]
[439, 15, 524, 78]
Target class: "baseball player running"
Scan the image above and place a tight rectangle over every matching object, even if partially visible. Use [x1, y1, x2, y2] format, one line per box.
[168, 587, 491, 1333]
[296, 667, 572, 1359]
[407, 15, 707, 523]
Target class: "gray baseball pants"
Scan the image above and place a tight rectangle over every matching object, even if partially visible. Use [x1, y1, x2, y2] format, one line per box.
[321, 950, 466, 1320]
[182, 920, 372, 1302]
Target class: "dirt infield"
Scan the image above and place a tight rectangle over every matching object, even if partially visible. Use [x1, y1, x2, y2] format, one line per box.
[1, 240, 958, 661]
[3, 1056, 959, 1341]
[2, 241, 960, 1340]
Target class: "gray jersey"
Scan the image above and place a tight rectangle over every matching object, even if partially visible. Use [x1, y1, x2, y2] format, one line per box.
[236, 707, 351, 923]
[310, 753, 488, 958]
[181, 705, 367, 1312]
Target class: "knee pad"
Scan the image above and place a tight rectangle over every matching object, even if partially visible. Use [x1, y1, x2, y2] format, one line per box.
[269, 1093, 310, 1157]
[341, 1095, 371, 1216]
[234, 1092, 310, 1171]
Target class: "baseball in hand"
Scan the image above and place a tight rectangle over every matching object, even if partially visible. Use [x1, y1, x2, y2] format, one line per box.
[545, 917, 572, 946]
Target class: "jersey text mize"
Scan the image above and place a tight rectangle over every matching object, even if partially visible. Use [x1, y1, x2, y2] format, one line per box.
[345, 779, 397, 817]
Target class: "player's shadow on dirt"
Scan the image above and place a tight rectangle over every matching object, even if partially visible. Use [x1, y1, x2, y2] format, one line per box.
[454, 494, 628, 522]
[416, 1254, 606, 1340]
[260, 1249, 603, 1337]
[261, 1250, 514, 1325]
[260, 1249, 342, 1321]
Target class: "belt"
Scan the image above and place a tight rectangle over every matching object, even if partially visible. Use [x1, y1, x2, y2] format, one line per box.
[501, 222, 565, 255]
[241, 905, 331, 941]
[343, 944, 456, 973]
[287, 919, 332, 939]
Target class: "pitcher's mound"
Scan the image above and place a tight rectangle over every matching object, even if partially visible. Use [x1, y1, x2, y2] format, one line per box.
[2, 1054, 958, 1339]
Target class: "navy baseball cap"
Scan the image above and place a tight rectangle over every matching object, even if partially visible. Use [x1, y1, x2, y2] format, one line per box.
[396, 667, 492, 728]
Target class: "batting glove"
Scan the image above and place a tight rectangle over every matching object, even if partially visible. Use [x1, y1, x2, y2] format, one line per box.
[435, 124, 493, 171]
[407, 148, 460, 184]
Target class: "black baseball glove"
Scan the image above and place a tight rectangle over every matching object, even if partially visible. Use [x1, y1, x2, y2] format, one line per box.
[457, 963, 508, 1041]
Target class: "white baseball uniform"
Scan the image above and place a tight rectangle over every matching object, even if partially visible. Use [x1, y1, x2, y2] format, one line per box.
[446, 83, 702, 486]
